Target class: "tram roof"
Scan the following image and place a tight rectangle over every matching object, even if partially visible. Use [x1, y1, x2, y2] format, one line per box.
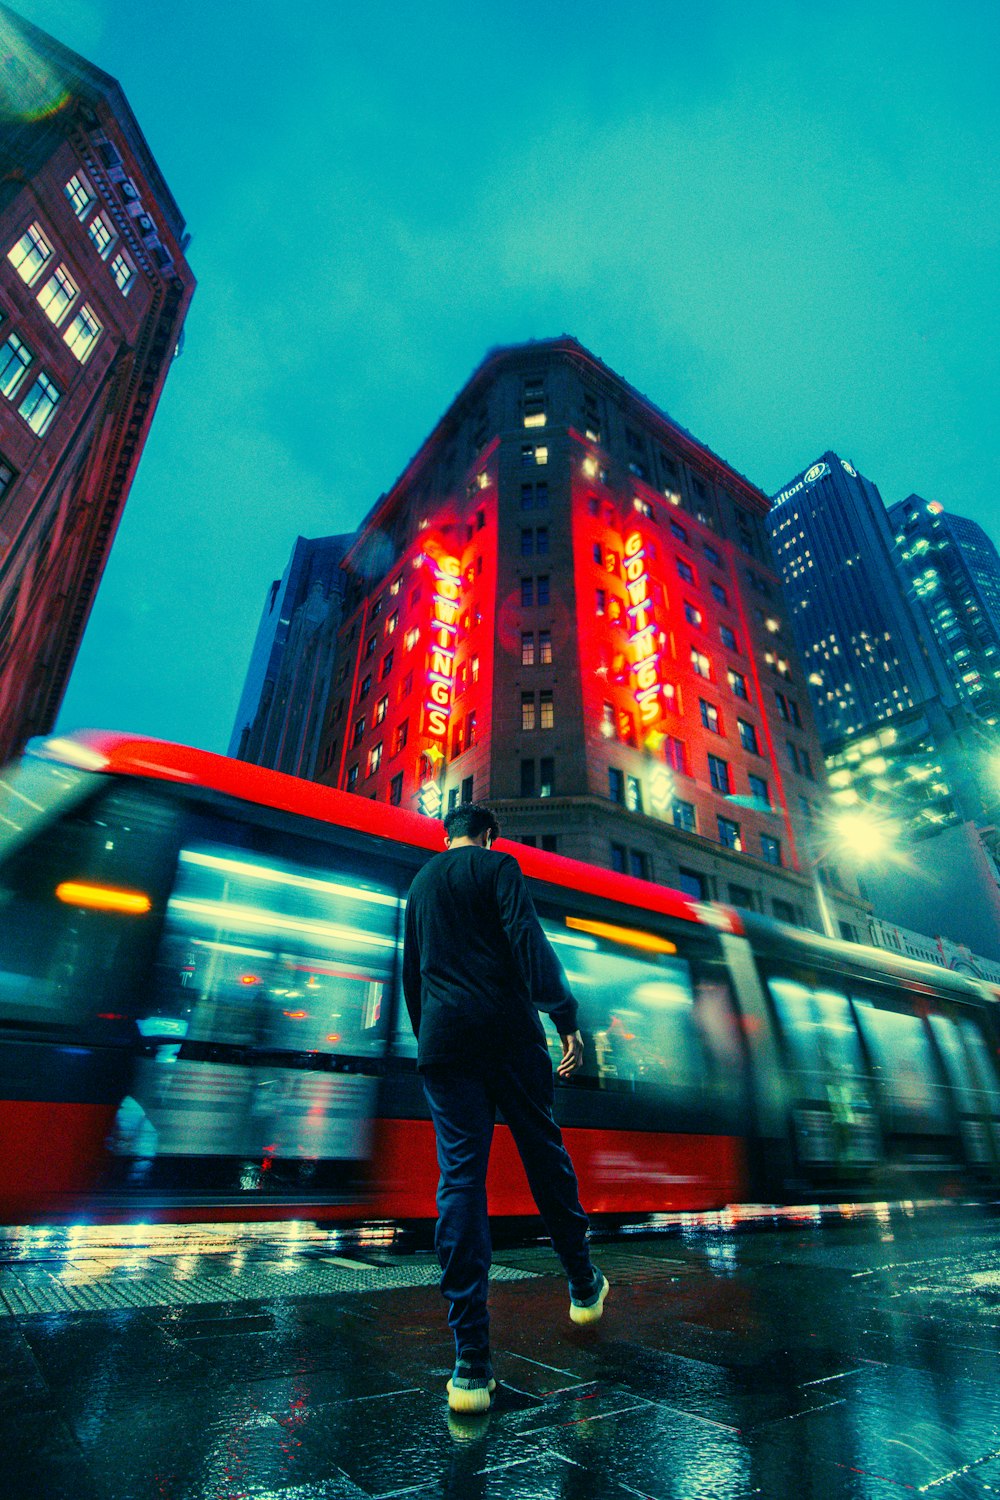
[34, 731, 743, 937]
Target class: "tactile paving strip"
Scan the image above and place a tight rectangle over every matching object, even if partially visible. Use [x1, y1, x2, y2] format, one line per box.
[0, 1259, 536, 1317]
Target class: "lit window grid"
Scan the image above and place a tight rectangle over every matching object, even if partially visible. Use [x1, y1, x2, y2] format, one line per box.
[64, 175, 94, 218]
[36, 265, 77, 325]
[110, 252, 135, 296]
[18, 372, 60, 436]
[0, 334, 32, 398]
[62, 304, 102, 363]
[87, 214, 115, 260]
[8, 223, 52, 285]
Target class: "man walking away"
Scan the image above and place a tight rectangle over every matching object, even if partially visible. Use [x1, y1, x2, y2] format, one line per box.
[402, 802, 609, 1413]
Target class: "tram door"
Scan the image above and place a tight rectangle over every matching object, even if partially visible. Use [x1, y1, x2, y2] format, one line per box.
[926, 1010, 1000, 1172]
[109, 801, 402, 1203]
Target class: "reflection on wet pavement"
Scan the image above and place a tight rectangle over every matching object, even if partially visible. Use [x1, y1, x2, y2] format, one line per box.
[4, 1203, 1000, 1497]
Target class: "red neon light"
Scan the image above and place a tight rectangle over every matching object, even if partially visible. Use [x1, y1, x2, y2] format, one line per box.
[623, 530, 666, 728]
[422, 553, 462, 741]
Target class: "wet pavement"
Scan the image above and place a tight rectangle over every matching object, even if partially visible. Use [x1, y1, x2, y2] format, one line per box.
[5, 1203, 1000, 1498]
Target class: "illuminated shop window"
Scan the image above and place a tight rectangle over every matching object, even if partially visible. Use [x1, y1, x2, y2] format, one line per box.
[717, 815, 742, 851]
[672, 798, 696, 832]
[110, 250, 135, 296]
[539, 690, 554, 729]
[608, 767, 625, 805]
[389, 772, 403, 806]
[760, 834, 781, 865]
[521, 693, 536, 731]
[64, 173, 95, 218]
[392, 720, 408, 755]
[708, 754, 730, 793]
[720, 623, 738, 651]
[63, 303, 102, 362]
[18, 371, 60, 435]
[367, 742, 383, 777]
[521, 632, 535, 666]
[87, 213, 115, 259]
[737, 719, 760, 754]
[691, 648, 711, 679]
[748, 774, 771, 806]
[665, 736, 688, 775]
[8, 222, 52, 284]
[728, 669, 748, 699]
[538, 630, 552, 665]
[0, 333, 32, 397]
[676, 557, 695, 584]
[37, 264, 77, 324]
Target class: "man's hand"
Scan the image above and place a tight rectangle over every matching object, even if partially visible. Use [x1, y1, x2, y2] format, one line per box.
[557, 1030, 584, 1078]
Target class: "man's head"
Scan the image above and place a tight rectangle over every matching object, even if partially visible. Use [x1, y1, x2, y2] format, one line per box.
[443, 802, 501, 849]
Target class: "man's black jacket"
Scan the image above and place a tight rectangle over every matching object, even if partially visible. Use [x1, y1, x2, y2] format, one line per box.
[401, 845, 579, 1070]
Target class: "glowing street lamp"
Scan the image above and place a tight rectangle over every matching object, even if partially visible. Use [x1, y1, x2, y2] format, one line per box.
[827, 808, 899, 864]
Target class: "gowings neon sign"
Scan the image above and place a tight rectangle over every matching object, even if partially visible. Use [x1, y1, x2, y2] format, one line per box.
[423, 552, 462, 741]
[623, 530, 665, 728]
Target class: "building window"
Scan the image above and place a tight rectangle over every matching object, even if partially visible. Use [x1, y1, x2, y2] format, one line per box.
[110, 251, 135, 296]
[538, 629, 552, 664]
[470, 655, 480, 683]
[380, 649, 394, 681]
[521, 693, 535, 731]
[461, 775, 474, 803]
[737, 719, 760, 754]
[761, 834, 781, 865]
[403, 626, 420, 651]
[669, 519, 688, 545]
[0, 333, 32, 397]
[708, 754, 730, 793]
[17, 372, 60, 435]
[720, 623, 738, 651]
[539, 756, 553, 797]
[596, 588, 606, 615]
[748, 773, 770, 806]
[786, 740, 801, 774]
[346, 764, 359, 792]
[691, 648, 711, 679]
[536, 526, 549, 555]
[717, 815, 742, 851]
[521, 576, 533, 607]
[365, 634, 376, 658]
[677, 868, 706, 899]
[0, 455, 16, 499]
[352, 716, 366, 746]
[665, 736, 688, 775]
[610, 842, 627, 873]
[447, 787, 459, 813]
[789, 698, 803, 728]
[367, 742, 383, 777]
[710, 581, 728, 607]
[8, 222, 52, 284]
[537, 575, 550, 605]
[520, 759, 535, 797]
[703, 543, 722, 567]
[626, 775, 643, 813]
[63, 303, 102, 363]
[374, 694, 388, 726]
[609, 767, 625, 805]
[728, 668, 748, 700]
[521, 483, 534, 510]
[521, 527, 534, 556]
[539, 690, 554, 730]
[392, 719, 408, 755]
[451, 721, 464, 758]
[684, 602, 703, 628]
[358, 674, 371, 699]
[466, 709, 478, 748]
[672, 798, 696, 832]
[775, 691, 790, 721]
[389, 772, 403, 806]
[629, 850, 649, 880]
[386, 610, 398, 636]
[773, 898, 796, 923]
[540, 834, 557, 853]
[521, 632, 535, 666]
[64, 173, 94, 218]
[800, 748, 814, 779]
[36, 265, 77, 324]
[87, 213, 115, 259]
[676, 557, 695, 584]
[699, 699, 721, 734]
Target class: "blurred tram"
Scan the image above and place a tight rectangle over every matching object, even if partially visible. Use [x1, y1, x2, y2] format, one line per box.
[1, 730, 1000, 1227]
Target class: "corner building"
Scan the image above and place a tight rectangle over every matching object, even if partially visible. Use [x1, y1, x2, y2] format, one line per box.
[318, 339, 866, 936]
[0, 6, 195, 758]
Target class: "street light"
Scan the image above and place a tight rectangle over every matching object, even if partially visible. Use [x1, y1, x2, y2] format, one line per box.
[806, 805, 901, 940]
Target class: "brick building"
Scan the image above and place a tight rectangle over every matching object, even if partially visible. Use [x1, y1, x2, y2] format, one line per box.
[317, 337, 867, 936]
[0, 5, 194, 758]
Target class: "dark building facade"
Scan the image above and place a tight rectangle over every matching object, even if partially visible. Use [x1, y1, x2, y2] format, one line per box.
[890, 497, 1000, 731]
[766, 454, 995, 836]
[316, 338, 867, 937]
[0, 5, 195, 759]
[231, 533, 353, 780]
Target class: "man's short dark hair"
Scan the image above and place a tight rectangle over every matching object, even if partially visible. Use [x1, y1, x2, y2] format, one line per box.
[443, 802, 501, 843]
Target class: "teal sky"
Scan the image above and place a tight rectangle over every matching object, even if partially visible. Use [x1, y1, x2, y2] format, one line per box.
[25, 0, 999, 754]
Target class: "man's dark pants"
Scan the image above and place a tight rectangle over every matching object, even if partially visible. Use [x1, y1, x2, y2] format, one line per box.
[422, 1041, 593, 1360]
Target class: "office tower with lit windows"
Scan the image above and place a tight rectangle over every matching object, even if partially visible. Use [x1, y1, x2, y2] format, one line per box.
[316, 338, 868, 937]
[231, 533, 353, 779]
[889, 497, 1000, 730]
[0, 5, 195, 758]
[767, 456, 996, 836]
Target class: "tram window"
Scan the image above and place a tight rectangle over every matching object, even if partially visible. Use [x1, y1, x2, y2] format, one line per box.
[145, 818, 400, 1059]
[0, 755, 96, 858]
[767, 979, 867, 1079]
[928, 1014, 981, 1113]
[956, 1018, 1000, 1112]
[852, 997, 951, 1133]
[0, 781, 178, 1032]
